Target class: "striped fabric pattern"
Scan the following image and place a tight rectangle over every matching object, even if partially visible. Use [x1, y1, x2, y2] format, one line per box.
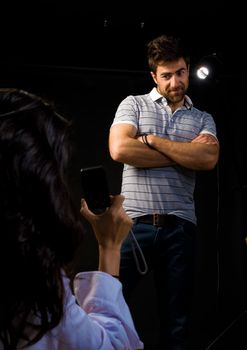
[111, 88, 217, 224]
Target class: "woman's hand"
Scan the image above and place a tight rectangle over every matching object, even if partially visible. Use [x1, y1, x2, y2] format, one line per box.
[80, 195, 133, 275]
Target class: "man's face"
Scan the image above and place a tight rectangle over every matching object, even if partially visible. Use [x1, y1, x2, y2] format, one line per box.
[151, 58, 189, 107]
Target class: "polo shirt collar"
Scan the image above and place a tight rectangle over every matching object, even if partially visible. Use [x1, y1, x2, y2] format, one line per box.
[149, 87, 193, 109]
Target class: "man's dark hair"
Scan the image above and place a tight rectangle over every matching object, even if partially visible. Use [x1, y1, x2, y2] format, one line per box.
[147, 34, 190, 72]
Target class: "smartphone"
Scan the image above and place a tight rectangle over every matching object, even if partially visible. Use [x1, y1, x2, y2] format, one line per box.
[80, 165, 111, 214]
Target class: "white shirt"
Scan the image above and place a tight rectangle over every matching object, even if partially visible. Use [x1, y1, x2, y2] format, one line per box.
[1, 271, 143, 350]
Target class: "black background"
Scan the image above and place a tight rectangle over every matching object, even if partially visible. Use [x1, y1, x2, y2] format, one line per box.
[0, 1, 246, 349]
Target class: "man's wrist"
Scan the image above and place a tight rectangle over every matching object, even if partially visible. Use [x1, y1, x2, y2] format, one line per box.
[141, 134, 155, 149]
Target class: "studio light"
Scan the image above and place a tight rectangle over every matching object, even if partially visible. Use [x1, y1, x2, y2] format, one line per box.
[196, 66, 209, 80]
[195, 53, 222, 82]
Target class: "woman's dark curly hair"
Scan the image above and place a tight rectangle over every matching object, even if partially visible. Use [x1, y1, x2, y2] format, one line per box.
[0, 88, 83, 349]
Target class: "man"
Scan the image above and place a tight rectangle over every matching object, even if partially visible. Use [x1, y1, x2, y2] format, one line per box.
[109, 34, 219, 350]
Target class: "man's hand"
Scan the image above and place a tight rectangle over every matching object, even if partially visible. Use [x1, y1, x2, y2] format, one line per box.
[191, 134, 219, 145]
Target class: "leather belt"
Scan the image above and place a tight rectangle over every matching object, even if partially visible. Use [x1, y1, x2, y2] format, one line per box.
[133, 214, 178, 227]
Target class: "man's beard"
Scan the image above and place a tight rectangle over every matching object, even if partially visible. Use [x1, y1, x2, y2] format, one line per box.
[165, 86, 186, 104]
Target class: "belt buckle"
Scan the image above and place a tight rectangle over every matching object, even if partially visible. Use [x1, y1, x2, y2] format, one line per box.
[153, 213, 159, 226]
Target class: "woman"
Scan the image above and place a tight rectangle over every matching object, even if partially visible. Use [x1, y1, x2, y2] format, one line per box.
[0, 88, 143, 350]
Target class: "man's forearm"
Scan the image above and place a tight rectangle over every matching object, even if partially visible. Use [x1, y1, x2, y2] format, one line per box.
[110, 137, 174, 168]
[147, 134, 219, 170]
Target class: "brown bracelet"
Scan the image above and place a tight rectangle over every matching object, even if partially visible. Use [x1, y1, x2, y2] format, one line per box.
[141, 133, 154, 149]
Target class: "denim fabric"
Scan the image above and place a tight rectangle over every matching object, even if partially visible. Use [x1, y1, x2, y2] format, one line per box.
[120, 217, 197, 350]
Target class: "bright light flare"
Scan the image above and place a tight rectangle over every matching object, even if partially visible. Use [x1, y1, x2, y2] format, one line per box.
[196, 66, 210, 79]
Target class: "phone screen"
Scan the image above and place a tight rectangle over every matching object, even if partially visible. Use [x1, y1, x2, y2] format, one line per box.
[80, 165, 111, 214]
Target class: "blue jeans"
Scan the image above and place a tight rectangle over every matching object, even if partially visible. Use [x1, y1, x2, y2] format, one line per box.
[120, 217, 197, 350]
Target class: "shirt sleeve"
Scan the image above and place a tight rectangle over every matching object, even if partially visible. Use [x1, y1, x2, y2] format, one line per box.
[21, 272, 144, 350]
[111, 96, 139, 129]
[72, 271, 144, 350]
[37, 272, 144, 349]
[200, 111, 218, 140]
